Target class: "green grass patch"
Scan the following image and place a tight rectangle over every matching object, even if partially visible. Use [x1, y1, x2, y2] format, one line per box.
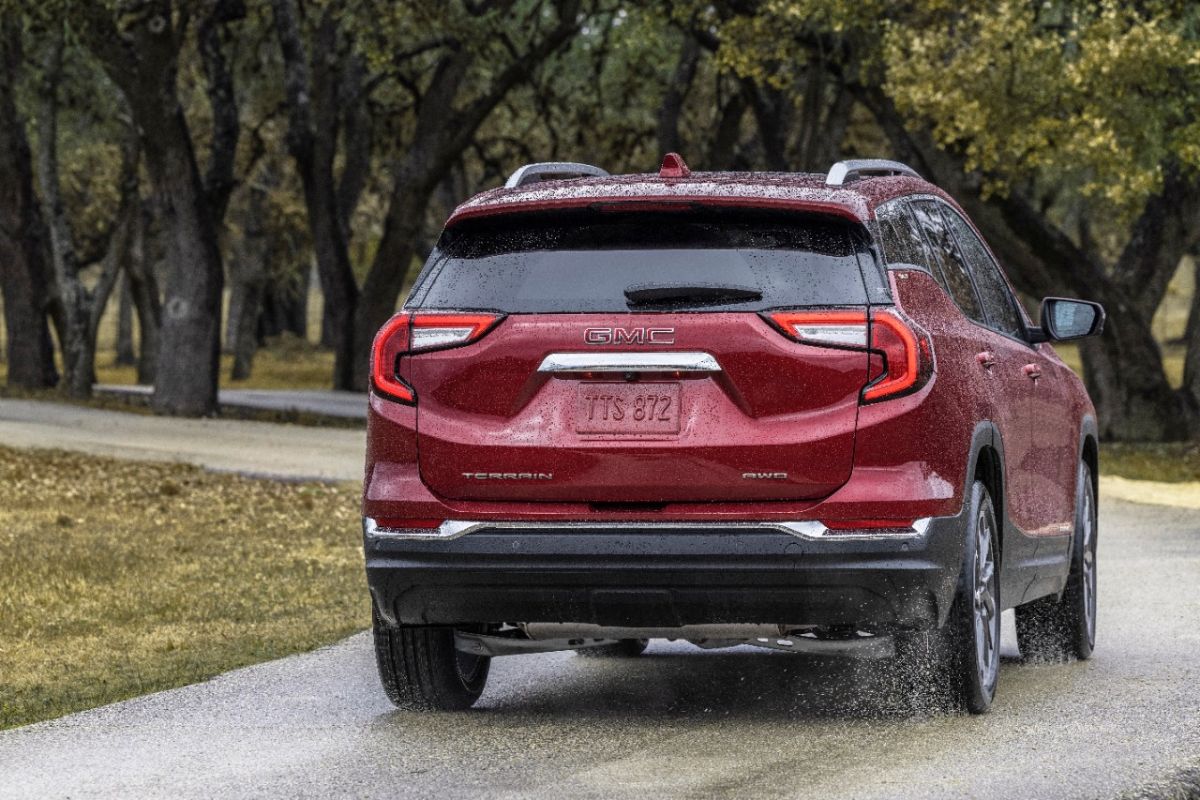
[93, 333, 337, 391]
[1101, 442, 1200, 483]
[0, 334, 336, 393]
[1055, 343, 1187, 390]
[0, 446, 366, 730]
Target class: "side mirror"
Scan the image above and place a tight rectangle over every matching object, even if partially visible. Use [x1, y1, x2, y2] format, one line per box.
[1035, 297, 1105, 342]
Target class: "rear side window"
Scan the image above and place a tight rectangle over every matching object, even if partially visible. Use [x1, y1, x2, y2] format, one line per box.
[910, 201, 985, 323]
[411, 209, 877, 313]
[876, 202, 953, 293]
[941, 208, 1026, 338]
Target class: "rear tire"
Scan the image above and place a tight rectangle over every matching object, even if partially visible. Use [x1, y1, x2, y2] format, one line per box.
[372, 609, 490, 711]
[575, 638, 649, 658]
[1015, 462, 1097, 662]
[893, 480, 1000, 714]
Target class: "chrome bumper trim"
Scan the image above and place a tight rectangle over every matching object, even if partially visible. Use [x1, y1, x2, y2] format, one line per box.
[537, 351, 721, 373]
[363, 517, 930, 542]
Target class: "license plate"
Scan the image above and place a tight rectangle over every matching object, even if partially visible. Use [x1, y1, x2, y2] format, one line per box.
[575, 383, 681, 435]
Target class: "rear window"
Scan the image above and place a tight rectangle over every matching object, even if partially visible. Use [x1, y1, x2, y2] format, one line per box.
[408, 209, 879, 313]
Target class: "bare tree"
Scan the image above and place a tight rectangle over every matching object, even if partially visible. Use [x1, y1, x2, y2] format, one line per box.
[274, 0, 587, 391]
[76, 1, 228, 415]
[35, 26, 94, 397]
[350, 0, 585, 390]
[272, 0, 361, 389]
[0, 21, 57, 389]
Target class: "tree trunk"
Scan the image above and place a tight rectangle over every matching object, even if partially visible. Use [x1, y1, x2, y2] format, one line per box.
[79, 1, 224, 416]
[115, 272, 135, 366]
[198, 0, 245, 224]
[337, 52, 372, 245]
[141, 116, 224, 414]
[259, 268, 308, 341]
[323, 51, 369, 358]
[272, 0, 359, 388]
[35, 29, 94, 398]
[656, 35, 700, 156]
[352, 163, 440, 389]
[230, 279, 265, 380]
[36, 31, 101, 398]
[38, 32, 139, 392]
[228, 181, 269, 380]
[319, 297, 340, 350]
[746, 82, 791, 171]
[0, 22, 56, 389]
[86, 129, 140, 380]
[706, 82, 749, 170]
[223, 279, 240, 355]
[1181, 255, 1200, 429]
[126, 205, 161, 386]
[1113, 166, 1200, 322]
[794, 59, 853, 170]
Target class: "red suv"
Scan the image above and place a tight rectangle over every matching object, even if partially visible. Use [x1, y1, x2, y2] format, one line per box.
[363, 156, 1104, 714]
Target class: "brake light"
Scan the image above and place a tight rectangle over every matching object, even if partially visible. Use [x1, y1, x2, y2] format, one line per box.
[371, 314, 414, 403]
[767, 309, 869, 348]
[765, 307, 932, 403]
[863, 309, 933, 403]
[370, 312, 502, 403]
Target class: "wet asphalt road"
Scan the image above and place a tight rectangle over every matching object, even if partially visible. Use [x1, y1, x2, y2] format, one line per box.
[1, 498, 1197, 799]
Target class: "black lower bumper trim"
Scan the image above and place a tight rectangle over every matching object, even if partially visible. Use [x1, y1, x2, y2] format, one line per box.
[365, 516, 966, 632]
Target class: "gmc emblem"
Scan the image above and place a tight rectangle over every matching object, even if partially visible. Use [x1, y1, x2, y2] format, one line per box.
[584, 327, 675, 345]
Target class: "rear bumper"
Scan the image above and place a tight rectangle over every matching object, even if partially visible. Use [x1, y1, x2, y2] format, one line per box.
[364, 513, 967, 633]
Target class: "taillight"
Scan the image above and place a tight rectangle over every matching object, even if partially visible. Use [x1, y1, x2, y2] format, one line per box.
[765, 307, 932, 403]
[370, 312, 502, 403]
[411, 313, 502, 352]
[863, 309, 933, 403]
[371, 314, 414, 403]
[767, 309, 869, 348]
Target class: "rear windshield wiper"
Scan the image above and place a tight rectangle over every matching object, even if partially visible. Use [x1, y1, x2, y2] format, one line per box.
[623, 283, 763, 307]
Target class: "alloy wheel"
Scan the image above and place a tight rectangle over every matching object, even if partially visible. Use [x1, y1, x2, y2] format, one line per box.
[1080, 471, 1097, 648]
[973, 504, 1000, 692]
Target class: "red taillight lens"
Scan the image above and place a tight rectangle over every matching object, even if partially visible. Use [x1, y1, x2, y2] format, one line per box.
[766, 309, 869, 348]
[370, 312, 502, 404]
[371, 313, 414, 403]
[765, 307, 932, 403]
[862, 309, 933, 403]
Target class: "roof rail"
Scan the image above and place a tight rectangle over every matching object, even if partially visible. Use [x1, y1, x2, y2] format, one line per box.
[826, 159, 921, 186]
[504, 161, 610, 189]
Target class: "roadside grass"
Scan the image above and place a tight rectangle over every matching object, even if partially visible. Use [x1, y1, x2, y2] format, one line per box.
[1101, 442, 1200, 483]
[1055, 343, 1186, 389]
[0, 334, 335, 393]
[93, 333, 337, 391]
[0, 446, 366, 730]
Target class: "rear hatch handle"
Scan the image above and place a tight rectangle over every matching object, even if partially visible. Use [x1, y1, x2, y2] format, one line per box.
[537, 352, 722, 373]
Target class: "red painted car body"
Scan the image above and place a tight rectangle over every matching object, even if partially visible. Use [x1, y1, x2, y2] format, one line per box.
[362, 159, 1100, 678]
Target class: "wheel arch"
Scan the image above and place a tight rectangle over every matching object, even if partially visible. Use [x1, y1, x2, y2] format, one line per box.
[965, 421, 1006, 568]
[1080, 414, 1099, 499]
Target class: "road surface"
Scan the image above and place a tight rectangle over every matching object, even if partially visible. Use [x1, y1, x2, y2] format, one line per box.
[0, 398, 362, 481]
[1, 400, 1198, 798]
[94, 384, 369, 420]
